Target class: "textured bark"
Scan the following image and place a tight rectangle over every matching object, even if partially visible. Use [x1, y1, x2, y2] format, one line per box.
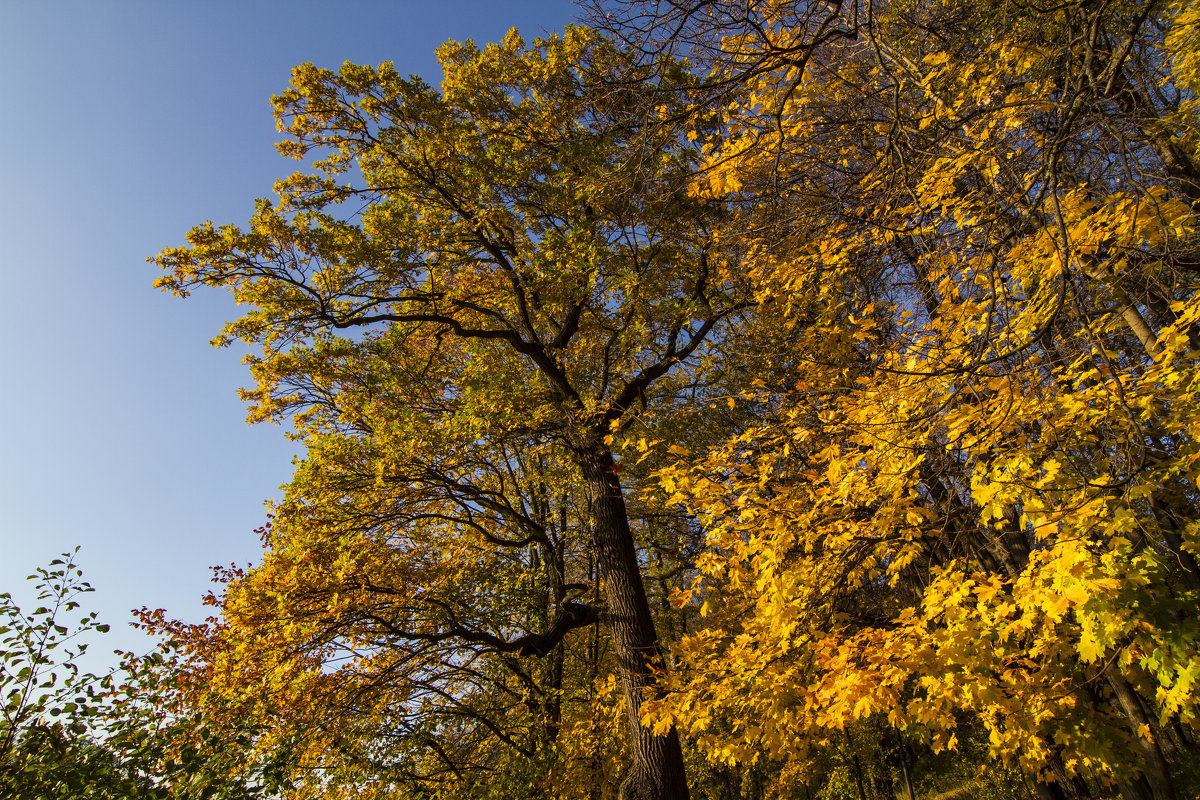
[1115, 777, 1154, 800]
[1105, 669, 1178, 800]
[577, 446, 690, 800]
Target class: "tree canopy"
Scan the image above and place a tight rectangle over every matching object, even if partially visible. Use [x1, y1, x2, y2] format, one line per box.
[152, 2, 1200, 799]
[156, 26, 748, 800]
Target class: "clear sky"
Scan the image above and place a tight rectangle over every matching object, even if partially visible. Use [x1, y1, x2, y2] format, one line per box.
[0, 0, 577, 670]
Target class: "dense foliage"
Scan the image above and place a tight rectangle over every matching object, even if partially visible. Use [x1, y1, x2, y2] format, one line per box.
[629, 1, 1200, 798]
[143, 1, 1200, 798]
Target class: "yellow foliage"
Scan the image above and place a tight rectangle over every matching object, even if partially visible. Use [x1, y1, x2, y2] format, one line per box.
[650, 0, 1200, 788]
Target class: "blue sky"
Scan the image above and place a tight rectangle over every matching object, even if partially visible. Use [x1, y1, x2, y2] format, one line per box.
[0, 0, 576, 669]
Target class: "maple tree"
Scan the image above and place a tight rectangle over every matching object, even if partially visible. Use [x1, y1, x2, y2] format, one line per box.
[610, 0, 1200, 798]
[155, 26, 748, 800]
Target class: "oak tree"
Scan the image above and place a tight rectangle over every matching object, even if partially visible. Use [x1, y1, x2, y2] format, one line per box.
[156, 27, 747, 800]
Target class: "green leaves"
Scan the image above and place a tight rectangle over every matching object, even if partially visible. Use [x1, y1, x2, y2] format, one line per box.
[1, 555, 292, 800]
[0, 551, 142, 799]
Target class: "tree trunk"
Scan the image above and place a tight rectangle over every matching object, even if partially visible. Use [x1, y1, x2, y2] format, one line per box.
[1105, 668, 1178, 800]
[845, 731, 869, 800]
[1032, 777, 1068, 800]
[578, 446, 690, 800]
[896, 732, 916, 800]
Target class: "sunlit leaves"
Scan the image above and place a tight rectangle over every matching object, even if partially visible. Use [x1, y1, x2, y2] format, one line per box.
[645, 0, 1200, 791]
[154, 22, 748, 799]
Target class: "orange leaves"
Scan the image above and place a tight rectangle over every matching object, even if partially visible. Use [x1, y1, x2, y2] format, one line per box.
[638, 0, 1200, 787]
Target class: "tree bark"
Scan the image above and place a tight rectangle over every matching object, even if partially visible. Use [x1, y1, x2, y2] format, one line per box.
[896, 731, 916, 800]
[1105, 668, 1178, 800]
[577, 446, 690, 800]
[845, 730, 869, 800]
[1032, 777, 1068, 800]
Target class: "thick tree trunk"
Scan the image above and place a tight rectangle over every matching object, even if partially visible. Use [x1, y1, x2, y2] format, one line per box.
[541, 527, 567, 743]
[577, 446, 690, 800]
[1032, 778, 1068, 800]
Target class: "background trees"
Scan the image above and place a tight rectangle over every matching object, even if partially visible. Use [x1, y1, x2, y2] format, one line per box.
[0, 550, 131, 799]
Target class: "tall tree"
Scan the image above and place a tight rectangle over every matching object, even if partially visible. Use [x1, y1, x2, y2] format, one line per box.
[604, 0, 1200, 798]
[156, 28, 747, 800]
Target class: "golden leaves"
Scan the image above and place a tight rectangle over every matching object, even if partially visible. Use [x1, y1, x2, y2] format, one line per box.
[645, 0, 1200, 785]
